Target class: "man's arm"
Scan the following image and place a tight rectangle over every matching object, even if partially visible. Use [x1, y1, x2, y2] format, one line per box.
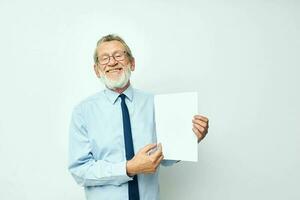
[68, 106, 132, 187]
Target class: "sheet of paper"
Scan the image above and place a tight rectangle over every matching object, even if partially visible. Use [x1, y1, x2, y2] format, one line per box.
[154, 92, 198, 162]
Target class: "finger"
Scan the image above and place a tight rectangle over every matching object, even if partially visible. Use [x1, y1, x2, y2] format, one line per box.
[151, 145, 163, 160]
[192, 119, 208, 128]
[193, 123, 207, 135]
[155, 155, 164, 166]
[192, 127, 203, 142]
[157, 143, 162, 152]
[141, 143, 157, 153]
[152, 146, 162, 158]
[192, 126, 203, 138]
[194, 115, 209, 123]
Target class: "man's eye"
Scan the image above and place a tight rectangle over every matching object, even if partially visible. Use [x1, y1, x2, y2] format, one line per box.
[114, 54, 122, 58]
[100, 56, 109, 61]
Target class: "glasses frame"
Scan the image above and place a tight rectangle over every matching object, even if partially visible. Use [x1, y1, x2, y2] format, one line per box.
[97, 50, 128, 65]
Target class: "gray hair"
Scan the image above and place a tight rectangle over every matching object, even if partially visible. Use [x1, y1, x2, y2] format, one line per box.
[93, 34, 134, 64]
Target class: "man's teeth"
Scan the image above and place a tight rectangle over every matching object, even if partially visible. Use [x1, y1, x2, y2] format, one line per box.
[107, 68, 122, 72]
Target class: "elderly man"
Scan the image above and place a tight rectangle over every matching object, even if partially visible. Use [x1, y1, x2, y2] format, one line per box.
[68, 34, 209, 200]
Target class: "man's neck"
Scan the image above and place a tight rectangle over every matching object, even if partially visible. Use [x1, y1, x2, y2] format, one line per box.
[111, 81, 130, 94]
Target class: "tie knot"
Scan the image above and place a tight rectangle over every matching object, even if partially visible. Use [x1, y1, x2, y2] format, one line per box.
[119, 94, 126, 101]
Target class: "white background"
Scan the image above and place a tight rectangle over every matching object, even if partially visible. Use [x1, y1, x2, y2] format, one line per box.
[0, 0, 299, 199]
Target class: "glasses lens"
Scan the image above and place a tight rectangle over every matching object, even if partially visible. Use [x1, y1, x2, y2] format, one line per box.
[113, 51, 125, 61]
[99, 56, 109, 64]
[98, 51, 126, 64]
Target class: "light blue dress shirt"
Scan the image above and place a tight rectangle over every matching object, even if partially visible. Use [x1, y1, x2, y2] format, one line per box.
[68, 85, 176, 200]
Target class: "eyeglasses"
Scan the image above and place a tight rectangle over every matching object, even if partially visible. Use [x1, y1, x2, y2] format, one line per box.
[98, 50, 127, 65]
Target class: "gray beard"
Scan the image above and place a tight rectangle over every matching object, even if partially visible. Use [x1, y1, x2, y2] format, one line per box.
[99, 67, 131, 90]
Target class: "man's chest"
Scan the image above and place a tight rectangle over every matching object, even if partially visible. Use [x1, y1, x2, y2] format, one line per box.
[85, 103, 156, 161]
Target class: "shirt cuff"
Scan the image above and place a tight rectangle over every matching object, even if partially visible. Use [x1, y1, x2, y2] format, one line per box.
[111, 160, 133, 183]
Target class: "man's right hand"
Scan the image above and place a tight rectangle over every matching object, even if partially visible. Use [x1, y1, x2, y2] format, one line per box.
[126, 143, 164, 176]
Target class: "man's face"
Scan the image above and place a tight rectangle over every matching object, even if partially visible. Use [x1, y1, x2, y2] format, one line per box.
[94, 40, 135, 83]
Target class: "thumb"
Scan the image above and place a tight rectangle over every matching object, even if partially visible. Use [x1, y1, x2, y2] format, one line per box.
[141, 143, 157, 153]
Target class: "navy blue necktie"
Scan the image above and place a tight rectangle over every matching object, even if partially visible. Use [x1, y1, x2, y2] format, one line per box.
[119, 94, 140, 200]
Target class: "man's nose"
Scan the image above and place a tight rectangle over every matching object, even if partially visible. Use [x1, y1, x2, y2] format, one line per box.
[107, 56, 118, 66]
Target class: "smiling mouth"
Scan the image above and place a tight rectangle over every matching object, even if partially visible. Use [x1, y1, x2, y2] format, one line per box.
[105, 68, 123, 73]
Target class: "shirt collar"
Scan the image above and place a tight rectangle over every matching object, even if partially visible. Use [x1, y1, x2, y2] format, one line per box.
[104, 85, 134, 104]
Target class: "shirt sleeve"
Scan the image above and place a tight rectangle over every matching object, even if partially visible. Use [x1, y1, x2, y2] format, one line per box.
[68, 106, 133, 187]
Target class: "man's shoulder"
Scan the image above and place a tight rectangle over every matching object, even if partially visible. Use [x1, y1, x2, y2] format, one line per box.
[132, 88, 154, 99]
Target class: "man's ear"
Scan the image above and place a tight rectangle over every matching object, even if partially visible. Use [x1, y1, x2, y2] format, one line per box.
[94, 64, 101, 78]
[130, 58, 135, 71]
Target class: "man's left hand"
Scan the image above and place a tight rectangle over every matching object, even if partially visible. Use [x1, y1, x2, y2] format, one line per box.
[192, 115, 209, 143]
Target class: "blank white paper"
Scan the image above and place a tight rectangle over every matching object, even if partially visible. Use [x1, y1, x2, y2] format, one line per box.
[154, 92, 198, 162]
